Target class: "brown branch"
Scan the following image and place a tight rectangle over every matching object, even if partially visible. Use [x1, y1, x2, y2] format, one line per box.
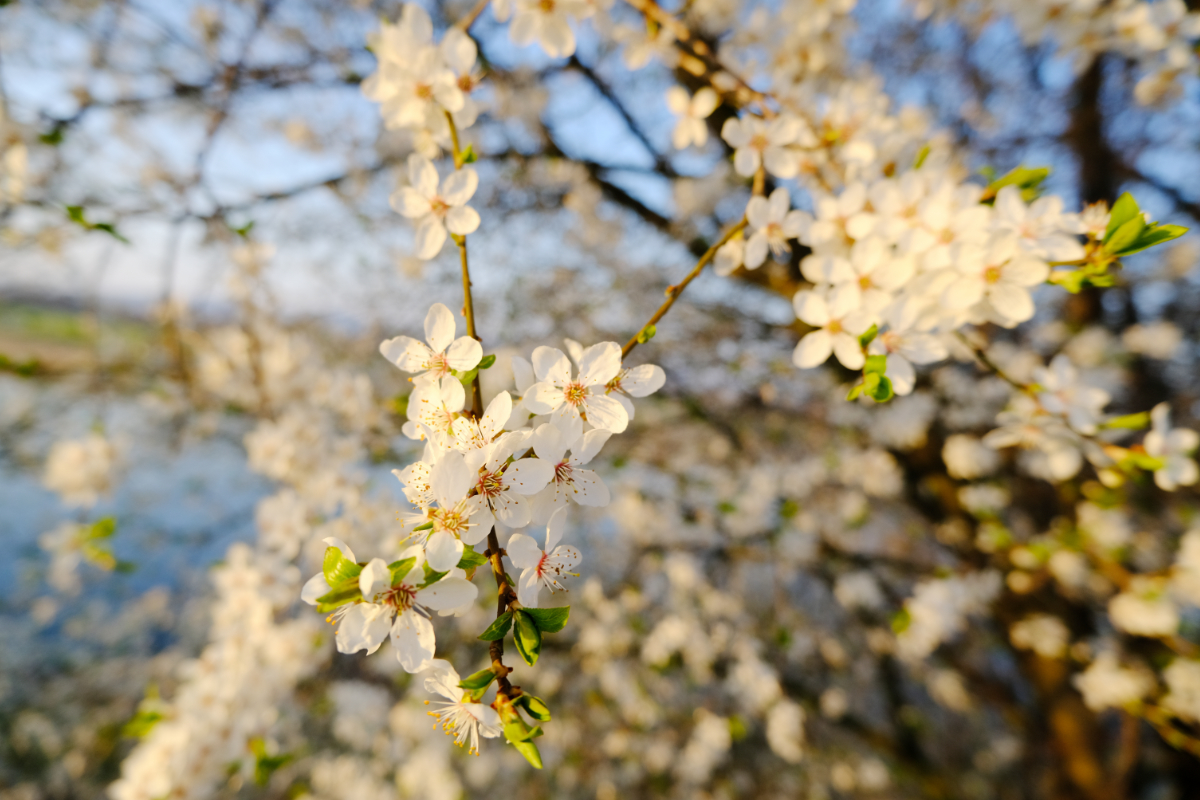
[622, 217, 746, 357]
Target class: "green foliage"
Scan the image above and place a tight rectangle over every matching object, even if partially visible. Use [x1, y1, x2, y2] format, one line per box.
[513, 610, 542, 666]
[419, 562, 448, 588]
[314, 582, 361, 613]
[0, 352, 41, 376]
[479, 611, 513, 641]
[890, 607, 912, 634]
[858, 324, 878, 349]
[458, 668, 497, 692]
[1102, 412, 1151, 430]
[522, 605, 570, 633]
[847, 356, 894, 403]
[65, 206, 130, 244]
[478, 353, 496, 370]
[636, 325, 657, 344]
[515, 694, 552, 722]
[982, 165, 1050, 202]
[322, 546, 362, 586]
[388, 556, 417, 586]
[913, 144, 931, 170]
[249, 737, 293, 786]
[121, 709, 164, 738]
[1102, 193, 1187, 257]
[461, 144, 478, 164]
[457, 544, 489, 570]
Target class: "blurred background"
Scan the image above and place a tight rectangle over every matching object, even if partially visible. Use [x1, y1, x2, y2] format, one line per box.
[4, 0, 1200, 798]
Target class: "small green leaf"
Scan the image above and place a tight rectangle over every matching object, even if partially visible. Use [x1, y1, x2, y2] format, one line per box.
[985, 166, 1050, 202]
[1105, 193, 1140, 243]
[457, 367, 479, 391]
[231, 221, 255, 239]
[913, 144, 930, 170]
[478, 353, 497, 370]
[515, 694, 552, 722]
[412, 520, 434, 532]
[315, 581, 361, 612]
[249, 738, 293, 787]
[419, 562, 449, 588]
[322, 546, 362, 585]
[868, 375, 894, 403]
[1104, 215, 1147, 256]
[891, 607, 912, 634]
[522, 605, 570, 633]
[858, 324, 879, 349]
[479, 611, 513, 641]
[513, 610, 542, 667]
[846, 383, 865, 401]
[459, 668, 498, 691]
[511, 739, 544, 769]
[121, 710, 164, 738]
[1115, 223, 1188, 256]
[64, 205, 130, 243]
[388, 557, 417, 586]
[504, 721, 543, 743]
[457, 544, 489, 570]
[40, 126, 65, 146]
[1102, 412, 1151, 430]
[461, 143, 478, 164]
[864, 354, 887, 375]
[86, 517, 117, 540]
[637, 325, 657, 344]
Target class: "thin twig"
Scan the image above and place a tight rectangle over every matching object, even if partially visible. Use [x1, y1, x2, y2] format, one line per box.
[454, 0, 491, 32]
[954, 330, 1029, 392]
[622, 218, 747, 358]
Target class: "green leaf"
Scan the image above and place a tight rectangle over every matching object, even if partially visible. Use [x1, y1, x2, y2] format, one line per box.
[86, 517, 117, 540]
[867, 375, 894, 403]
[1103, 215, 1147, 256]
[1105, 193, 1140, 243]
[412, 521, 433, 532]
[457, 368, 479, 391]
[513, 610, 542, 667]
[419, 562, 449, 589]
[478, 353, 497, 370]
[891, 607, 912, 634]
[322, 546, 362, 585]
[121, 709, 164, 738]
[479, 611, 513, 641]
[636, 325, 657, 344]
[1102, 412, 1151, 430]
[511, 739, 544, 769]
[522, 605, 570, 633]
[459, 668, 498, 691]
[913, 144, 930, 170]
[515, 694, 552, 722]
[504, 721, 543, 743]
[249, 738, 293, 787]
[231, 221, 255, 239]
[64, 205, 130, 243]
[315, 581, 361, 612]
[39, 125, 65, 146]
[457, 544, 489, 570]
[846, 383, 865, 401]
[985, 166, 1050, 202]
[388, 557, 417, 586]
[858, 324, 879, 349]
[864, 354, 887, 375]
[461, 143, 478, 164]
[1114, 223, 1188, 256]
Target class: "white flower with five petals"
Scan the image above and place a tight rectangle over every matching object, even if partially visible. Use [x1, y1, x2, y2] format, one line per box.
[506, 507, 581, 607]
[744, 188, 808, 270]
[423, 659, 502, 754]
[524, 343, 629, 433]
[528, 422, 611, 523]
[792, 285, 873, 369]
[391, 155, 481, 260]
[380, 303, 482, 383]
